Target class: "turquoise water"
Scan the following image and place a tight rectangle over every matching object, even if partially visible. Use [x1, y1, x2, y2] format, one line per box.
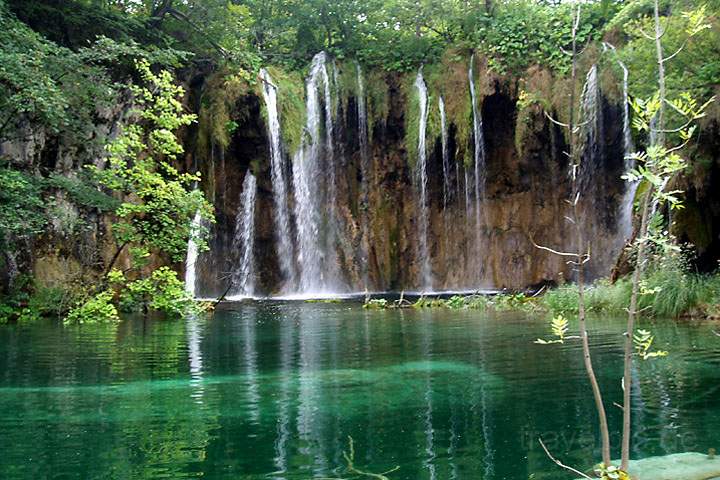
[0, 302, 718, 479]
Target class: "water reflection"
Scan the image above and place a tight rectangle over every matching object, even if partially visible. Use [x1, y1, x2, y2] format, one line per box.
[272, 312, 295, 478]
[297, 306, 331, 475]
[420, 312, 438, 480]
[186, 315, 205, 404]
[241, 307, 261, 424]
[0, 308, 718, 480]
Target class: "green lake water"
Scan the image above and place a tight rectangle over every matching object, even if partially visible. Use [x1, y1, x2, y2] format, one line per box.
[0, 302, 718, 479]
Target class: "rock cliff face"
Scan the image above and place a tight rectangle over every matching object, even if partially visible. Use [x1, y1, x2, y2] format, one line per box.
[192, 64, 630, 297]
[3, 60, 717, 298]
[0, 99, 129, 293]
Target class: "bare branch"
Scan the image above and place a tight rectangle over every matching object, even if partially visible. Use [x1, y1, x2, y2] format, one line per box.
[530, 238, 578, 257]
[544, 110, 570, 128]
[638, 26, 656, 40]
[664, 137, 691, 155]
[662, 38, 689, 62]
[538, 438, 594, 480]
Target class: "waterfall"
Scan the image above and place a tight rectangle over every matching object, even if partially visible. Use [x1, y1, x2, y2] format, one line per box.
[259, 68, 297, 290]
[469, 54, 486, 281]
[578, 65, 602, 228]
[617, 59, 638, 242]
[464, 168, 471, 223]
[439, 96, 451, 209]
[292, 52, 344, 293]
[580, 65, 600, 152]
[230, 172, 257, 298]
[357, 62, 371, 289]
[184, 210, 202, 297]
[414, 69, 433, 290]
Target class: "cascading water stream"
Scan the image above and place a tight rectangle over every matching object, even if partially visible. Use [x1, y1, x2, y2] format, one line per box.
[184, 210, 202, 297]
[439, 96, 451, 209]
[577, 64, 602, 256]
[259, 68, 297, 290]
[230, 172, 257, 298]
[357, 62, 371, 289]
[414, 69, 433, 290]
[464, 169, 472, 224]
[292, 52, 344, 294]
[579, 64, 601, 183]
[616, 59, 638, 242]
[324, 61, 341, 271]
[469, 54, 486, 282]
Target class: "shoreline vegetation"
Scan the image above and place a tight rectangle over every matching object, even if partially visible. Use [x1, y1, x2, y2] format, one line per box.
[363, 267, 720, 320]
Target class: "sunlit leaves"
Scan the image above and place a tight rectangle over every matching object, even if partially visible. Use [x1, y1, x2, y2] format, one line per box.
[633, 329, 668, 360]
[535, 314, 571, 344]
[595, 463, 631, 480]
[682, 5, 711, 37]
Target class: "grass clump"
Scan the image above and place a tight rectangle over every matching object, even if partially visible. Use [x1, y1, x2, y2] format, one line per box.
[542, 279, 632, 316]
[197, 69, 251, 158]
[365, 69, 389, 139]
[541, 256, 720, 319]
[636, 258, 720, 318]
[403, 73, 421, 168]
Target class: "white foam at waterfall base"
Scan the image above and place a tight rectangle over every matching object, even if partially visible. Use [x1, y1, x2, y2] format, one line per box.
[414, 69, 433, 291]
[230, 172, 257, 297]
[224, 288, 501, 302]
[184, 210, 202, 297]
[259, 68, 297, 290]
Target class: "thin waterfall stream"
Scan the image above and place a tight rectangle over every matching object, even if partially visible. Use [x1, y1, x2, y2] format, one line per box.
[259, 68, 297, 290]
[229, 172, 257, 298]
[469, 54, 486, 282]
[439, 96, 451, 209]
[617, 58, 637, 243]
[184, 210, 202, 297]
[357, 62, 371, 290]
[414, 68, 433, 290]
[578, 64, 602, 259]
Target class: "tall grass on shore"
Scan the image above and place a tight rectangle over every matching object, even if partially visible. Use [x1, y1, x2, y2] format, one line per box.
[368, 259, 720, 319]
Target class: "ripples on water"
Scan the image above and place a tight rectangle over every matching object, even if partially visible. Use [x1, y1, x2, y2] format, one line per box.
[0, 303, 718, 479]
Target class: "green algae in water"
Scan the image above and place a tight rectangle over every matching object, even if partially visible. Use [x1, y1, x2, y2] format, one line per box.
[0, 304, 718, 479]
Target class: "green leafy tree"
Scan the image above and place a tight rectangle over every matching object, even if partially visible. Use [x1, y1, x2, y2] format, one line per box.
[618, 2, 714, 470]
[92, 59, 214, 271]
[67, 59, 214, 323]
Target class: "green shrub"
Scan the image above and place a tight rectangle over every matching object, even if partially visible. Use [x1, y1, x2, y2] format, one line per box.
[118, 267, 198, 317]
[363, 298, 388, 309]
[491, 293, 535, 311]
[46, 173, 119, 212]
[542, 284, 582, 315]
[0, 167, 46, 247]
[64, 290, 119, 325]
